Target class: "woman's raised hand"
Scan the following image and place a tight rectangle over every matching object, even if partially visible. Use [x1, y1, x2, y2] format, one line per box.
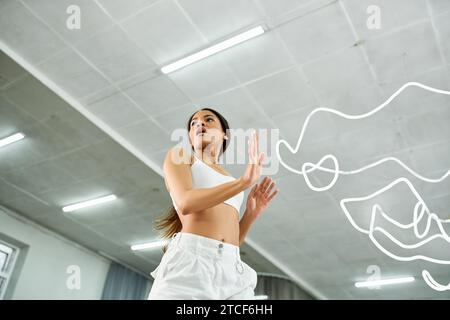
[240, 129, 264, 188]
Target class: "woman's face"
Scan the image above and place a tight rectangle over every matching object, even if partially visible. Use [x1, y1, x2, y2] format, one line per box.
[188, 110, 225, 155]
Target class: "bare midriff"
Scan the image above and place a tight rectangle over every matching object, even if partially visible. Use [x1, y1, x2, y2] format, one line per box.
[180, 204, 240, 246]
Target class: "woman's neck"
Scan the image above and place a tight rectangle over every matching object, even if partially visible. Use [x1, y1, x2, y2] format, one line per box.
[194, 148, 220, 165]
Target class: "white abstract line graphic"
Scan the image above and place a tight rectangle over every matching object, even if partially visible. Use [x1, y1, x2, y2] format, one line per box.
[275, 82, 450, 292]
[423, 270, 450, 292]
[276, 82, 450, 191]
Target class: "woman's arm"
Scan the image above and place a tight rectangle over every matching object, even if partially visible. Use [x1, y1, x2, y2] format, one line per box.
[164, 146, 249, 215]
[238, 177, 279, 246]
[166, 130, 263, 215]
[238, 210, 254, 246]
[180, 179, 248, 215]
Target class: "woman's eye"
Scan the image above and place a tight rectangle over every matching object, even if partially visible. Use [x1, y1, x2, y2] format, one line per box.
[191, 118, 213, 126]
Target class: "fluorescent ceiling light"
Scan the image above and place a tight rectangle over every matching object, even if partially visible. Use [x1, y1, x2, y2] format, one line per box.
[131, 240, 169, 251]
[62, 194, 117, 212]
[0, 132, 25, 148]
[254, 295, 269, 300]
[355, 276, 414, 288]
[161, 25, 265, 74]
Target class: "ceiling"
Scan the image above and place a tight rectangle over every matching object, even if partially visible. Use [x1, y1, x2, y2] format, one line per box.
[0, 49, 289, 287]
[1, 0, 450, 299]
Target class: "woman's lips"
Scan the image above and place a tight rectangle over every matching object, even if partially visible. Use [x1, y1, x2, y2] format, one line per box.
[196, 130, 207, 136]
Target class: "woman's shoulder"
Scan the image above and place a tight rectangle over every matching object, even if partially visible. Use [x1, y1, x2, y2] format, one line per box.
[166, 144, 194, 166]
[163, 145, 194, 193]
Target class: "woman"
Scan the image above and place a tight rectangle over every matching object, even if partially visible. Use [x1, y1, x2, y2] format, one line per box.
[148, 108, 279, 300]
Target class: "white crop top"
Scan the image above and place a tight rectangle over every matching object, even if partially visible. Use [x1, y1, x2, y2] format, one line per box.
[169, 151, 244, 214]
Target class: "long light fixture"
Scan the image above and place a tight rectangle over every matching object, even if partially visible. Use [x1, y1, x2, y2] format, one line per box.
[0, 132, 25, 148]
[355, 276, 415, 288]
[254, 295, 269, 300]
[62, 194, 117, 212]
[161, 25, 265, 74]
[131, 240, 169, 251]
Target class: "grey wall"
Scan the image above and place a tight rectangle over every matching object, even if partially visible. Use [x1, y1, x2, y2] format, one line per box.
[0, 206, 110, 300]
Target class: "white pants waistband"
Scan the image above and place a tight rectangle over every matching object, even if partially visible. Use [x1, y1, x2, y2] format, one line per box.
[169, 232, 241, 260]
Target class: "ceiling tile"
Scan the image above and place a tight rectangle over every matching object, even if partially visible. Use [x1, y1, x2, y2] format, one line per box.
[36, 174, 139, 209]
[149, 148, 170, 169]
[3, 75, 73, 123]
[399, 105, 450, 148]
[60, 200, 154, 232]
[0, 178, 34, 203]
[118, 119, 172, 154]
[177, 0, 263, 42]
[276, 2, 355, 64]
[120, 0, 205, 65]
[153, 103, 200, 143]
[364, 21, 444, 83]
[256, 0, 314, 19]
[0, 95, 37, 134]
[167, 54, 240, 100]
[433, 10, 450, 63]
[220, 32, 294, 82]
[272, 105, 341, 145]
[86, 92, 148, 129]
[220, 32, 295, 83]
[342, 0, 428, 40]
[120, 73, 190, 118]
[113, 162, 164, 193]
[74, 25, 157, 83]
[22, 0, 115, 45]
[9, 122, 77, 161]
[36, 48, 112, 100]
[0, 130, 45, 174]
[428, 0, 450, 16]
[331, 240, 382, 264]
[414, 168, 450, 200]
[0, 193, 56, 220]
[79, 138, 141, 173]
[0, 0, 66, 64]
[3, 159, 79, 195]
[302, 46, 383, 114]
[97, 0, 160, 21]
[380, 67, 450, 118]
[0, 51, 27, 89]
[119, 185, 172, 218]
[245, 66, 317, 118]
[92, 215, 158, 246]
[195, 87, 268, 135]
[274, 173, 321, 200]
[409, 140, 450, 177]
[34, 212, 131, 254]
[426, 193, 450, 220]
[335, 120, 408, 161]
[41, 106, 106, 149]
[49, 149, 109, 182]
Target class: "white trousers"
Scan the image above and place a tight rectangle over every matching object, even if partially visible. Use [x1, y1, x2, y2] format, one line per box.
[148, 232, 258, 300]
